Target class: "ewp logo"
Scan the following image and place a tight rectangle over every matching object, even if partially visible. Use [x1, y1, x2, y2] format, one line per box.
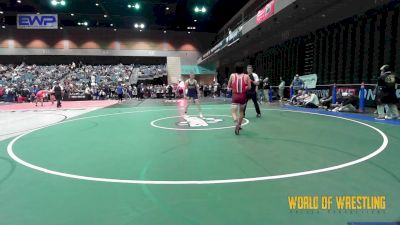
[17, 14, 58, 29]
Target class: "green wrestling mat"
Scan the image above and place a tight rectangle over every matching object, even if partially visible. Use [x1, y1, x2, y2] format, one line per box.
[0, 100, 399, 225]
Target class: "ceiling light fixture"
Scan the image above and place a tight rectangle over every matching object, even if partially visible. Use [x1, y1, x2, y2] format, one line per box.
[128, 2, 140, 10]
[51, 0, 66, 6]
[78, 21, 89, 26]
[134, 23, 145, 29]
[194, 5, 207, 14]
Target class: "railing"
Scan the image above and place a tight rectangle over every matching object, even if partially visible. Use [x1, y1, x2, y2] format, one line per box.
[267, 83, 400, 112]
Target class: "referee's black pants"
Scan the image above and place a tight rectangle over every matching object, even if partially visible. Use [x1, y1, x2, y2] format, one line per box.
[244, 91, 261, 116]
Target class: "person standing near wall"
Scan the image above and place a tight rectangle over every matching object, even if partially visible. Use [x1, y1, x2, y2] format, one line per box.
[258, 76, 265, 103]
[291, 74, 304, 91]
[375, 65, 399, 120]
[116, 83, 124, 103]
[278, 77, 285, 101]
[263, 77, 270, 103]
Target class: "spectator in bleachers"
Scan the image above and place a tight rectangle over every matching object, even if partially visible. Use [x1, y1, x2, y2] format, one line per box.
[99, 89, 106, 100]
[84, 86, 91, 100]
[0, 62, 167, 102]
[0, 85, 4, 101]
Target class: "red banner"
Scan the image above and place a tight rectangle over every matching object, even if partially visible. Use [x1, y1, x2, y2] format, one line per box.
[256, 0, 275, 25]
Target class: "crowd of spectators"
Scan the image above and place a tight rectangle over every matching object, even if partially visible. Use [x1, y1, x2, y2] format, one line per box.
[288, 88, 359, 112]
[0, 62, 167, 103]
[0, 62, 228, 103]
[284, 75, 360, 112]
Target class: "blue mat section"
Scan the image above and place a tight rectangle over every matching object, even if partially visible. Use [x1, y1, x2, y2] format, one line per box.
[282, 106, 400, 126]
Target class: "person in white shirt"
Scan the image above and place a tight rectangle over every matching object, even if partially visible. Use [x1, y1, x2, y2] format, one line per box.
[278, 77, 285, 101]
[243, 65, 261, 118]
[304, 92, 319, 108]
[84, 86, 91, 100]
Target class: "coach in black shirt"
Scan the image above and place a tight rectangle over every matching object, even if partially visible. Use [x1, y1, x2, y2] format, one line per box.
[244, 65, 261, 118]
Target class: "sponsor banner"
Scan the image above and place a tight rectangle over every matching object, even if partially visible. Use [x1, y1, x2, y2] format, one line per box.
[17, 14, 58, 29]
[337, 87, 357, 96]
[201, 0, 274, 60]
[225, 25, 243, 46]
[300, 74, 318, 89]
[202, 25, 243, 60]
[66, 93, 86, 101]
[256, 0, 275, 25]
[309, 87, 331, 98]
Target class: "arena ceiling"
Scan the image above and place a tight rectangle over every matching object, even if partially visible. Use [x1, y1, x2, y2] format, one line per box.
[0, 0, 250, 32]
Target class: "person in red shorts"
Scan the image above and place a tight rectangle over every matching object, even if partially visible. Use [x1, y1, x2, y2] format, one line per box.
[228, 63, 251, 135]
[35, 89, 48, 107]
